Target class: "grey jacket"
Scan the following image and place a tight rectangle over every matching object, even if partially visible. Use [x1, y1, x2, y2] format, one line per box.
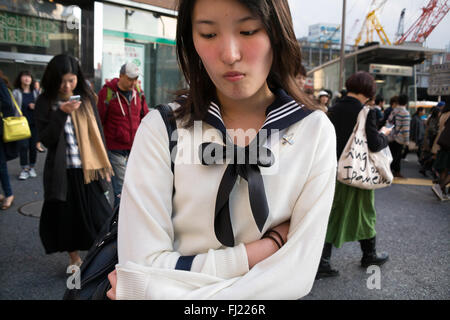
[12, 88, 40, 111]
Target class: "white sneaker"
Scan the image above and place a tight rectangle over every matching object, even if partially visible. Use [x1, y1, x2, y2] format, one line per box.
[431, 184, 444, 201]
[18, 170, 30, 180]
[28, 168, 37, 178]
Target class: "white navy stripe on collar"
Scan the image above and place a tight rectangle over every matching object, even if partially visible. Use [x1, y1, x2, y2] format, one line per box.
[203, 88, 313, 138]
[264, 100, 303, 127]
[207, 102, 225, 126]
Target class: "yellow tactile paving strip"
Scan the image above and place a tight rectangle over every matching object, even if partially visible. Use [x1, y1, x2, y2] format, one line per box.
[392, 177, 434, 186]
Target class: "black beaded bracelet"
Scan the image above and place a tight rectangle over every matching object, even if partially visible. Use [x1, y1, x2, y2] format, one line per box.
[267, 229, 285, 246]
[263, 234, 282, 249]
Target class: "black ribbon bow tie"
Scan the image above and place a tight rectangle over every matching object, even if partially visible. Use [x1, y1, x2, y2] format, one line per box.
[199, 142, 275, 247]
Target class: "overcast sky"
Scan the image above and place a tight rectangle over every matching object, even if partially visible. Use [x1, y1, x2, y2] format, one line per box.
[287, 0, 450, 50]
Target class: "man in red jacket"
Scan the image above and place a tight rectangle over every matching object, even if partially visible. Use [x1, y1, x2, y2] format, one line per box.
[97, 62, 149, 206]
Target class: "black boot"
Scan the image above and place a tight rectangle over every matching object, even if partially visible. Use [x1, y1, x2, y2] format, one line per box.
[359, 236, 389, 268]
[315, 243, 339, 279]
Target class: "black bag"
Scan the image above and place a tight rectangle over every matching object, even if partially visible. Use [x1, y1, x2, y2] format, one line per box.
[3, 141, 19, 161]
[63, 104, 178, 300]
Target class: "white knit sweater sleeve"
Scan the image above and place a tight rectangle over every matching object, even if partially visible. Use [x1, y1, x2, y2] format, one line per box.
[115, 110, 337, 300]
[116, 109, 249, 299]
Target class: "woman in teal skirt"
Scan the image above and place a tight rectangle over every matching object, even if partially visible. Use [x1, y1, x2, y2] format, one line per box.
[317, 72, 392, 279]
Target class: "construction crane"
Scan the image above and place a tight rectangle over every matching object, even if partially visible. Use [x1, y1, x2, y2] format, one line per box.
[396, 0, 450, 44]
[395, 8, 406, 42]
[354, 0, 391, 46]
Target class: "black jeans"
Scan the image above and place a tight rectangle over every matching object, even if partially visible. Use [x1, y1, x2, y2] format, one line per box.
[389, 141, 403, 173]
[19, 125, 38, 168]
[0, 141, 13, 197]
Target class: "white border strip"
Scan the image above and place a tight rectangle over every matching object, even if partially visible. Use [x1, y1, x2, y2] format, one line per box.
[102, 0, 178, 17]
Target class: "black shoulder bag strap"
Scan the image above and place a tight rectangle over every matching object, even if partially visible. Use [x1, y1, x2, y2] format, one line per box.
[154, 104, 178, 174]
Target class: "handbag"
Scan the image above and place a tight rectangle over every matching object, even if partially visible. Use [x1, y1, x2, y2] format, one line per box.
[63, 104, 178, 300]
[337, 106, 393, 190]
[2, 90, 31, 142]
[408, 140, 418, 151]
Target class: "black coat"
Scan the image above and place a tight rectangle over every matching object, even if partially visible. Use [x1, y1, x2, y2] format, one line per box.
[0, 78, 19, 161]
[0, 78, 16, 138]
[35, 94, 109, 201]
[328, 96, 388, 159]
[410, 114, 425, 144]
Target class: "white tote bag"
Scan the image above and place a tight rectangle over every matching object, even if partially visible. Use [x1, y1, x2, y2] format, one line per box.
[337, 106, 393, 190]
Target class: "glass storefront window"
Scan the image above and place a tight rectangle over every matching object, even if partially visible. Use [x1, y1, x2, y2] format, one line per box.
[96, 3, 183, 107]
[0, 0, 80, 84]
[148, 43, 185, 107]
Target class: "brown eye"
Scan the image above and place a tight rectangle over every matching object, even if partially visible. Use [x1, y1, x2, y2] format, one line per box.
[201, 33, 216, 39]
[241, 29, 259, 36]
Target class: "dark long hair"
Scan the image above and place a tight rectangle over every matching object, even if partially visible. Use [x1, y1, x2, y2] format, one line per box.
[14, 70, 36, 92]
[175, 0, 318, 126]
[41, 54, 94, 105]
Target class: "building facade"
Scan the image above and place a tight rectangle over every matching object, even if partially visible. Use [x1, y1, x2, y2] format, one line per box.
[0, 0, 183, 107]
[92, 0, 182, 107]
[0, 1, 80, 86]
[307, 23, 341, 45]
[308, 43, 446, 106]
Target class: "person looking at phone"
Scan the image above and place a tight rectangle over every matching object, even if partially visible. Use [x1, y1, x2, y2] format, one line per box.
[35, 54, 114, 270]
[97, 62, 149, 207]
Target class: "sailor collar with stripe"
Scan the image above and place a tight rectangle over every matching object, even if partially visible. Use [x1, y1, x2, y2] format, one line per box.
[203, 88, 313, 141]
[193, 89, 315, 249]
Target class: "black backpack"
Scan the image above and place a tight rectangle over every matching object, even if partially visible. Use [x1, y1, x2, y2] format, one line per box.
[63, 104, 177, 300]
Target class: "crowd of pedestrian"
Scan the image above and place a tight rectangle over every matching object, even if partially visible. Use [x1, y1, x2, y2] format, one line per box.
[308, 83, 449, 201]
[0, 57, 149, 270]
[294, 66, 449, 280]
[366, 94, 449, 201]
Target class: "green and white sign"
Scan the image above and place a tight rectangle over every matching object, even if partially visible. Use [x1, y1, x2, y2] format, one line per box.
[0, 11, 61, 47]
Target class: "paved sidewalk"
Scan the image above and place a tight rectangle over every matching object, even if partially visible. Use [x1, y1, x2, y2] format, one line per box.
[306, 153, 449, 300]
[0, 151, 448, 300]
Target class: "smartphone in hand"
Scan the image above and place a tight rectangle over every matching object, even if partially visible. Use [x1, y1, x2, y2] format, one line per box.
[69, 95, 81, 102]
[380, 123, 394, 136]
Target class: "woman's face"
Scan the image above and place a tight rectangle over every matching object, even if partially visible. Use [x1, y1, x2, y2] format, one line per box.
[192, 0, 273, 103]
[59, 73, 78, 97]
[319, 95, 329, 105]
[21, 75, 32, 86]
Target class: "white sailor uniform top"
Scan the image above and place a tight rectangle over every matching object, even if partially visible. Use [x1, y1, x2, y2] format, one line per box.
[116, 89, 337, 299]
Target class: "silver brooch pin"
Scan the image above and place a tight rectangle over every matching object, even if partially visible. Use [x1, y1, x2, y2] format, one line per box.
[282, 134, 294, 145]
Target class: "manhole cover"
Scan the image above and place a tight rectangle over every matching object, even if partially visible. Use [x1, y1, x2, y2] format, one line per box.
[18, 200, 43, 218]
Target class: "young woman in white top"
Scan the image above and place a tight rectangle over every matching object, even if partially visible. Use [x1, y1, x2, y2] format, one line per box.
[107, 0, 337, 300]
